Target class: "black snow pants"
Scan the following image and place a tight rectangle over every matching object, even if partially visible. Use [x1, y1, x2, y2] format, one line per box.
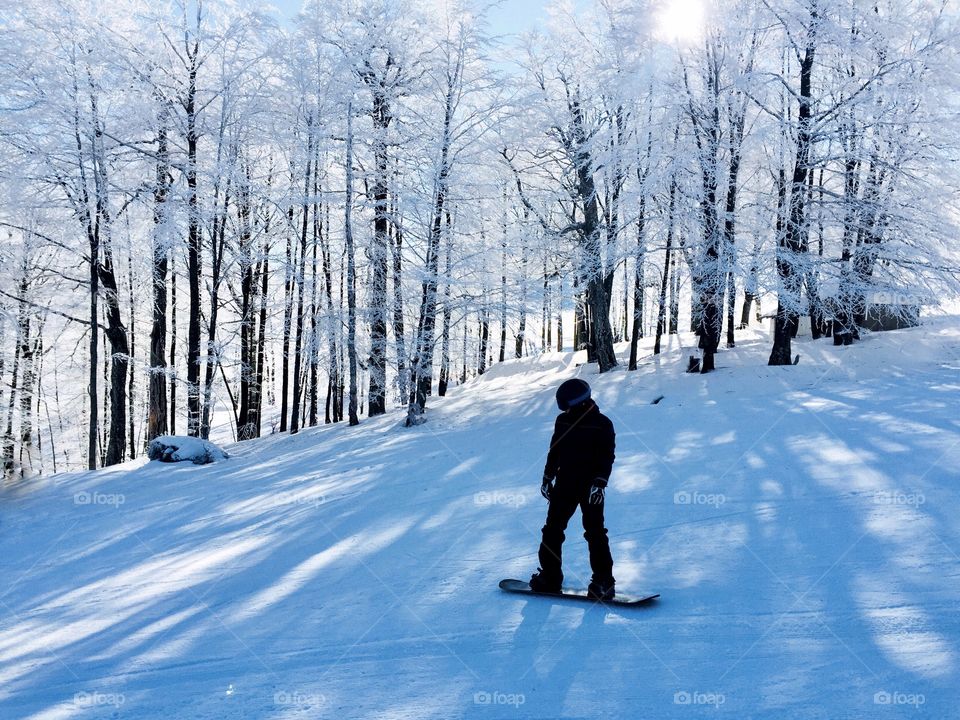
[538, 481, 613, 583]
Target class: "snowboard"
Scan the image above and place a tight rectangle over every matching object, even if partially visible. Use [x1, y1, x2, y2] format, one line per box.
[499, 578, 659, 606]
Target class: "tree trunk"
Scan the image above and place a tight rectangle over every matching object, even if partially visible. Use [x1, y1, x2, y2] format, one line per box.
[200, 151, 231, 440]
[18, 314, 35, 475]
[169, 252, 177, 434]
[569, 94, 616, 372]
[89, 88, 128, 466]
[669, 249, 680, 334]
[185, 43, 202, 437]
[499, 193, 507, 364]
[97, 249, 129, 467]
[655, 175, 677, 355]
[628, 197, 647, 369]
[320, 194, 340, 424]
[739, 233, 761, 329]
[770, 7, 817, 366]
[2, 311, 21, 476]
[127, 233, 136, 459]
[366, 87, 391, 418]
[291, 122, 313, 434]
[308, 168, 322, 428]
[723, 136, 743, 349]
[684, 60, 723, 374]
[407, 58, 458, 425]
[390, 185, 407, 405]
[237, 163, 256, 441]
[345, 103, 360, 426]
[280, 203, 295, 432]
[478, 307, 489, 375]
[438, 213, 453, 396]
[252, 248, 269, 436]
[515, 217, 527, 359]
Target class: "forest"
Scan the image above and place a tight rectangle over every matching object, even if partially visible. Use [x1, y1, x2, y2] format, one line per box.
[0, 0, 957, 477]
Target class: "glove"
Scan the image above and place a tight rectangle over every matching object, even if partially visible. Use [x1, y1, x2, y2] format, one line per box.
[541, 476, 554, 501]
[589, 478, 607, 505]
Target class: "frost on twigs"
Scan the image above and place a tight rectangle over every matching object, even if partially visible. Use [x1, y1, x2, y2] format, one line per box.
[147, 436, 229, 465]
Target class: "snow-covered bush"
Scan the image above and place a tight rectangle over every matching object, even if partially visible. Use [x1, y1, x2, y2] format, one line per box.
[147, 436, 229, 465]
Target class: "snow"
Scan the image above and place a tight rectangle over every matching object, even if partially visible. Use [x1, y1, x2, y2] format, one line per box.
[146, 436, 229, 465]
[2, 320, 960, 718]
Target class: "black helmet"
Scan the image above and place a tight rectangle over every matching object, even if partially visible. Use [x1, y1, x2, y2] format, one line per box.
[556, 379, 591, 411]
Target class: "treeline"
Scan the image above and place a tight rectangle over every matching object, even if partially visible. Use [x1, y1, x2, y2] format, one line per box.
[0, 0, 957, 476]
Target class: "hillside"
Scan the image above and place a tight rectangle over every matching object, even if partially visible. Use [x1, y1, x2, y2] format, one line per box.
[1, 321, 959, 719]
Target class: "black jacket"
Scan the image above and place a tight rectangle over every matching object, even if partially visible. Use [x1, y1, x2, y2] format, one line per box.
[542, 399, 616, 486]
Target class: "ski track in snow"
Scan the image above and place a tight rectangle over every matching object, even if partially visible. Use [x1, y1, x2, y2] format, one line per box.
[1, 321, 959, 719]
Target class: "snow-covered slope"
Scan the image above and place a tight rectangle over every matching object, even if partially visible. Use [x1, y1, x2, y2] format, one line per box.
[2, 321, 960, 719]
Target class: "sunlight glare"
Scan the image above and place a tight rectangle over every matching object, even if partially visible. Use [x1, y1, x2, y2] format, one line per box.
[655, 0, 706, 44]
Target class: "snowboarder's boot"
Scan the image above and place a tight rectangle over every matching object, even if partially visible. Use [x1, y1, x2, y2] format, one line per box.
[587, 577, 615, 601]
[529, 568, 562, 593]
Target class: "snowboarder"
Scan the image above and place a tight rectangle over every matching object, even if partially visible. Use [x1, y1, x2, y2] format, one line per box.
[530, 378, 616, 600]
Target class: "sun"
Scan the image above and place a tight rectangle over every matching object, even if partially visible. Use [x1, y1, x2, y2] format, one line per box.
[655, 0, 707, 45]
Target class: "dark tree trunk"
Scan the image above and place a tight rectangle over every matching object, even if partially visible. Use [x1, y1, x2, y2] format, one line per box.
[365, 82, 392, 418]
[320, 194, 340, 424]
[556, 277, 563, 351]
[835, 120, 861, 343]
[406, 178, 446, 424]
[499, 196, 507, 364]
[280, 204, 295, 432]
[291, 124, 313, 434]
[770, 8, 817, 366]
[169, 253, 177, 434]
[438, 212, 452, 396]
[127, 239, 136, 459]
[514, 213, 527, 360]
[345, 103, 360, 426]
[389, 186, 407, 405]
[88, 89, 128, 466]
[739, 233, 761, 329]
[18, 315, 37, 474]
[655, 175, 677, 356]
[2, 307, 21, 475]
[478, 308, 489, 375]
[98, 251, 129, 467]
[569, 94, 617, 372]
[252, 249, 269, 436]
[185, 46, 202, 437]
[628, 199, 647, 370]
[723, 146, 742, 349]
[237, 165, 256, 440]
[684, 60, 723, 374]
[308, 165, 322, 428]
[70, 71, 100, 470]
[669, 250, 680, 334]
[407, 58, 458, 425]
[200, 159, 231, 440]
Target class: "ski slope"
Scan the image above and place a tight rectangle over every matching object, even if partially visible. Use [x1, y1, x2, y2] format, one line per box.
[2, 320, 960, 719]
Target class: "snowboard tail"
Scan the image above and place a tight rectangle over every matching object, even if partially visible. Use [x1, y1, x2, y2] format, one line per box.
[498, 579, 659, 606]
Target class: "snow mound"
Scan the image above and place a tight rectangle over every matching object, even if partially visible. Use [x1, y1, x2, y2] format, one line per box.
[146, 435, 229, 465]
